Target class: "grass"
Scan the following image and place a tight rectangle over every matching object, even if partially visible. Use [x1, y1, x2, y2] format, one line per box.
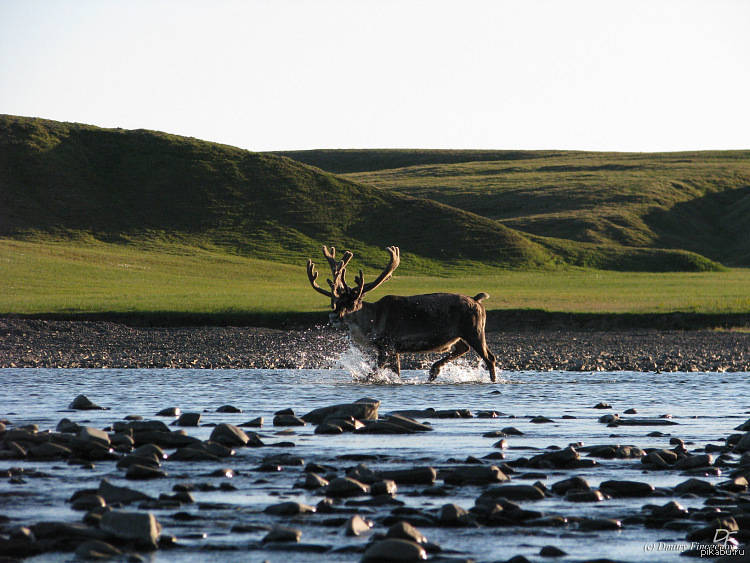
[2, 239, 748, 326]
[2, 117, 748, 328]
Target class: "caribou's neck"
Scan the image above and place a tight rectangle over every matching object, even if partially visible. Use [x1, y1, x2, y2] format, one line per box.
[342, 301, 378, 347]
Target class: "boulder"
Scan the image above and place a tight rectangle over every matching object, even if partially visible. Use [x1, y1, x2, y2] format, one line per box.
[301, 399, 380, 424]
[479, 484, 545, 501]
[363, 538, 427, 562]
[674, 454, 713, 470]
[443, 465, 509, 485]
[325, 477, 370, 497]
[97, 479, 153, 504]
[566, 489, 607, 502]
[673, 478, 717, 496]
[345, 514, 372, 536]
[264, 501, 316, 516]
[68, 395, 107, 410]
[380, 467, 436, 485]
[262, 525, 301, 543]
[273, 414, 306, 427]
[599, 480, 654, 497]
[386, 521, 427, 544]
[155, 407, 180, 417]
[578, 518, 622, 530]
[75, 539, 123, 559]
[125, 464, 167, 480]
[78, 427, 111, 447]
[175, 412, 201, 426]
[438, 503, 475, 526]
[209, 423, 251, 447]
[99, 510, 160, 549]
[550, 476, 590, 496]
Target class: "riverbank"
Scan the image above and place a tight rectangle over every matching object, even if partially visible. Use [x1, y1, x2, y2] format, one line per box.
[1, 318, 748, 372]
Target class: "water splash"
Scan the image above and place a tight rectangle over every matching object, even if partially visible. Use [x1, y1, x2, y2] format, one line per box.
[333, 342, 507, 385]
[430, 357, 499, 384]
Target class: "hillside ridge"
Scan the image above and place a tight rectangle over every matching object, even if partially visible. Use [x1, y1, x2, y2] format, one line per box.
[0, 115, 723, 272]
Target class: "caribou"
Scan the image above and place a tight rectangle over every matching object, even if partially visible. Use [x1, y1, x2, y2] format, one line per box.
[306, 246, 497, 382]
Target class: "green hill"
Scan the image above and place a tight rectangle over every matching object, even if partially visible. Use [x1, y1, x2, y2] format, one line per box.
[0, 116, 721, 273]
[277, 149, 750, 267]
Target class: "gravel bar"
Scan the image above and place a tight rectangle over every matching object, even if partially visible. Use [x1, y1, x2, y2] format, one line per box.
[1, 318, 749, 372]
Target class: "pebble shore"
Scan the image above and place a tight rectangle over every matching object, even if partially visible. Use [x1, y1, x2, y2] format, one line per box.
[1, 318, 749, 372]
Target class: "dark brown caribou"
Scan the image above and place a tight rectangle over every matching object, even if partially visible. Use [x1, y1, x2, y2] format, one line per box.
[306, 246, 497, 382]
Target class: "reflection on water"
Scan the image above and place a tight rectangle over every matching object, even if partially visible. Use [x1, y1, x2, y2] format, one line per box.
[1, 365, 749, 562]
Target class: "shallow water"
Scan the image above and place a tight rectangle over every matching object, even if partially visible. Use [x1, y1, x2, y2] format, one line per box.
[2, 362, 749, 562]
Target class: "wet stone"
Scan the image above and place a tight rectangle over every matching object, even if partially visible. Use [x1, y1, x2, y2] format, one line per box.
[443, 465, 510, 485]
[345, 514, 372, 536]
[315, 422, 343, 434]
[673, 478, 718, 496]
[380, 467, 437, 485]
[264, 501, 316, 516]
[302, 399, 380, 424]
[99, 510, 160, 549]
[175, 412, 201, 426]
[438, 503, 475, 526]
[262, 525, 301, 543]
[480, 484, 546, 502]
[565, 489, 607, 502]
[325, 477, 370, 497]
[75, 539, 123, 559]
[209, 423, 254, 447]
[155, 407, 180, 417]
[599, 480, 655, 497]
[125, 464, 167, 480]
[69, 395, 107, 410]
[550, 476, 590, 495]
[578, 518, 622, 531]
[216, 405, 243, 413]
[239, 416, 264, 427]
[674, 454, 713, 470]
[540, 545, 567, 557]
[362, 538, 427, 562]
[273, 414, 306, 426]
[71, 494, 107, 511]
[97, 479, 153, 504]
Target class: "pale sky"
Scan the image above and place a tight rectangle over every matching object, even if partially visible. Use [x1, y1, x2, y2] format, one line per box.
[1, 0, 748, 152]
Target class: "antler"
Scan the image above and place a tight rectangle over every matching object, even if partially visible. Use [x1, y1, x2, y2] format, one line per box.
[306, 259, 333, 298]
[307, 246, 355, 306]
[355, 246, 400, 295]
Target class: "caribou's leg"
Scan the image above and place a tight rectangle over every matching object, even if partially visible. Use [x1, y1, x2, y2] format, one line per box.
[377, 349, 401, 376]
[429, 340, 470, 381]
[464, 334, 497, 382]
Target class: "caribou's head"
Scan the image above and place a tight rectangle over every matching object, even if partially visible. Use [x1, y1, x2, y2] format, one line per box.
[307, 246, 400, 325]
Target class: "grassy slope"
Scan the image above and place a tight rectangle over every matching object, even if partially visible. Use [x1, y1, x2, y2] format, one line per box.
[279, 150, 750, 267]
[3, 239, 748, 327]
[1, 116, 723, 273]
[0, 115, 557, 273]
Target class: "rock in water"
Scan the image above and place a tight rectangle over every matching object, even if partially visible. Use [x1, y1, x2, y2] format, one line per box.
[209, 423, 250, 446]
[345, 514, 372, 536]
[68, 395, 106, 410]
[363, 538, 427, 562]
[99, 510, 160, 549]
[175, 412, 201, 426]
[301, 399, 380, 424]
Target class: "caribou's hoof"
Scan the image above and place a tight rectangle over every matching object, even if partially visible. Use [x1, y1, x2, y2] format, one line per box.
[428, 372, 437, 382]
